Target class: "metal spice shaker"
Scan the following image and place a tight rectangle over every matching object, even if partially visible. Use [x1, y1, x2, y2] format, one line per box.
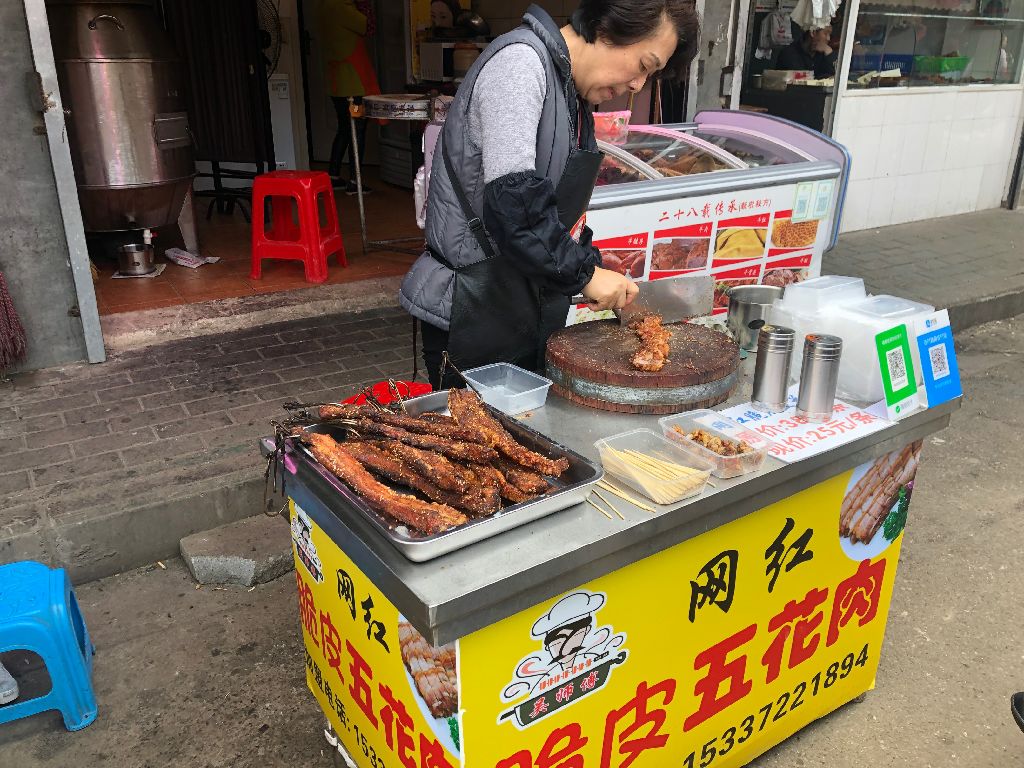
[752, 325, 795, 412]
[796, 334, 843, 422]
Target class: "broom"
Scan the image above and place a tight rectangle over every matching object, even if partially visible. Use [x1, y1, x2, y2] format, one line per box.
[0, 271, 28, 373]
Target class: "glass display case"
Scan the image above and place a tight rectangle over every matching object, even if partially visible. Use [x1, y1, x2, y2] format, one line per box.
[847, 0, 1024, 88]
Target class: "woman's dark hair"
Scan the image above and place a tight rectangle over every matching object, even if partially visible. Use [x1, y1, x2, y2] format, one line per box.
[570, 0, 701, 82]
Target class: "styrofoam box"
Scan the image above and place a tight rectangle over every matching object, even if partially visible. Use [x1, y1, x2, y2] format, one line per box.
[462, 363, 552, 415]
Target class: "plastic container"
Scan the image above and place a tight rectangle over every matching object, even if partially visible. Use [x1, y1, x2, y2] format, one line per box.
[849, 53, 914, 74]
[659, 410, 772, 478]
[829, 295, 934, 404]
[778, 275, 866, 314]
[768, 275, 867, 381]
[593, 110, 631, 144]
[462, 363, 552, 415]
[913, 55, 970, 74]
[595, 429, 712, 505]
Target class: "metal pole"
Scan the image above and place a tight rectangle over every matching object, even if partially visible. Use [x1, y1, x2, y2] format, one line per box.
[23, 0, 106, 363]
[349, 97, 369, 256]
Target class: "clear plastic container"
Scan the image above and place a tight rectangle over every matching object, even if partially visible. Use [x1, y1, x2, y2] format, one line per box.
[778, 275, 866, 314]
[768, 275, 868, 384]
[829, 295, 934, 404]
[462, 363, 552, 415]
[659, 409, 772, 478]
[594, 429, 713, 505]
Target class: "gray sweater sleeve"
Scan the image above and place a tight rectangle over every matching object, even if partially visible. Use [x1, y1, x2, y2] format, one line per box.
[467, 44, 548, 184]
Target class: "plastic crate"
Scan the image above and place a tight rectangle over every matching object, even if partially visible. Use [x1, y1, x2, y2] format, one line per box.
[849, 53, 914, 74]
[913, 55, 970, 74]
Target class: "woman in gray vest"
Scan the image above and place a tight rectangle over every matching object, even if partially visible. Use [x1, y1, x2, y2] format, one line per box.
[399, 1, 700, 389]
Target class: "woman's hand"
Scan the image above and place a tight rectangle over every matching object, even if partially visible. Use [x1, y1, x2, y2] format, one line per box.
[582, 267, 639, 311]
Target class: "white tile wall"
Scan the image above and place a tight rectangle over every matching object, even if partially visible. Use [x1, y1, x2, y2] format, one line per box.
[836, 87, 1024, 232]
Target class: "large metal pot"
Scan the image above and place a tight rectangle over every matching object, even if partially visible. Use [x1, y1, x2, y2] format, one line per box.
[47, 0, 194, 231]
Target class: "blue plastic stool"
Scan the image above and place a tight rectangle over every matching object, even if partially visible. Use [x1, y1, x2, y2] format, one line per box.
[0, 561, 97, 730]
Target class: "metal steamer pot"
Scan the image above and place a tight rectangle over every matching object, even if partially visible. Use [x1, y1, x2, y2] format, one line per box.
[726, 285, 782, 351]
[47, 0, 195, 232]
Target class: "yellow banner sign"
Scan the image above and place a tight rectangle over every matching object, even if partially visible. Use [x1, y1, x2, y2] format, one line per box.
[293, 441, 922, 768]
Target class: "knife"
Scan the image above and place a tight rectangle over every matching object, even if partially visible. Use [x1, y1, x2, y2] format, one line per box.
[614, 275, 713, 325]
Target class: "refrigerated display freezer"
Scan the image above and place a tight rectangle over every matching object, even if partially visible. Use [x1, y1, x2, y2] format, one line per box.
[576, 110, 850, 321]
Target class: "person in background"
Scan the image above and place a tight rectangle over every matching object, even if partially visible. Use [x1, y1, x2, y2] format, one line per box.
[431, 0, 463, 30]
[317, 0, 381, 194]
[400, 0, 701, 389]
[777, 23, 838, 78]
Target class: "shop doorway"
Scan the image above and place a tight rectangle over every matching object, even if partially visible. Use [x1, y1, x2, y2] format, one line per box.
[39, 0, 419, 318]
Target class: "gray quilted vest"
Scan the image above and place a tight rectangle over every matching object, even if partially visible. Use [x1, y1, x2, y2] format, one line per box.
[398, 6, 576, 330]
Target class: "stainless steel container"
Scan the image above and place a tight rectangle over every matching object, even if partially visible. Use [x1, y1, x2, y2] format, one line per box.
[117, 243, 155, 275]
[796, 334, 843, 422]
[726, 285, 782, 350]
[752, 324, 795, 412]
[47, 0, 194, 232]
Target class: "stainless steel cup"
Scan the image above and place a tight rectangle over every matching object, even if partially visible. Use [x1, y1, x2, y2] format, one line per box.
[726, 285, 783, 350]
[796, 334, 843, 422]
[117, 243, 156, 276]
[752, 324, 795, 412]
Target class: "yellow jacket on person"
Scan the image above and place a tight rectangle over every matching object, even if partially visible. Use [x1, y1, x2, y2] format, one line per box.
[315, 0, 380, 98]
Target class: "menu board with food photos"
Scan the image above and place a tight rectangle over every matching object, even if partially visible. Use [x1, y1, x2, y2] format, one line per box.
[567, 180, 836, 324]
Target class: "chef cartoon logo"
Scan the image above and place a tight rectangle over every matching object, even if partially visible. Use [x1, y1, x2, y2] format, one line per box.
[290, 508, 323, 583]
[498, 590, 627, 729]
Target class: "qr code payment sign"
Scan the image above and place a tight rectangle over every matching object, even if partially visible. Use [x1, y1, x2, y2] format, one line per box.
[885, 347, 909, 391]
[929, 344, 950, 380]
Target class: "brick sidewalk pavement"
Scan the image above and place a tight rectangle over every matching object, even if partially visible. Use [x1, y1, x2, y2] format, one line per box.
[0, 308, 420, 580]
[2, 207, 1022, 581]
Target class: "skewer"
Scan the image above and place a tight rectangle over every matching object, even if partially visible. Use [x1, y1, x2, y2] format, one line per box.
[593, 489, 625, 520]
[586, 496, 614, 520]
[597, 479, 656, 513]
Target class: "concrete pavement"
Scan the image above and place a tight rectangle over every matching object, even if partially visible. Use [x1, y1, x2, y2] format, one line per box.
[1, 314, 1021, 767]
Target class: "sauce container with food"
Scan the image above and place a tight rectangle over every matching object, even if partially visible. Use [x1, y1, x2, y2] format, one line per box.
[658, 409, 773, 478]
[594, 429, 712, 505]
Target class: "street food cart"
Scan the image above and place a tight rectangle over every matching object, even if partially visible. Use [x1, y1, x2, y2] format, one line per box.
[575, 110, 850, 322]
[272, 363, 955, 768]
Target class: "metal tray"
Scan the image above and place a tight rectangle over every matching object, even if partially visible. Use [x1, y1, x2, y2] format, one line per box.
[287, 391, 602, 562]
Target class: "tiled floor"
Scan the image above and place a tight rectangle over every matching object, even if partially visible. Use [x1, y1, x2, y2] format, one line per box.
[93, 170, 422, 315]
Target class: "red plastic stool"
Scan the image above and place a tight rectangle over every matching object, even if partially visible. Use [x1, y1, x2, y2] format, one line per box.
[250, 171, 347, 283]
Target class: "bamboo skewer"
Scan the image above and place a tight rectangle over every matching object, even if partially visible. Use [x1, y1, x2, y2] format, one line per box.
[600, 445, 710, 505]
[593, 489, 625, 520]
[597, 479, 656, 513]
[586, 496, 614, 520]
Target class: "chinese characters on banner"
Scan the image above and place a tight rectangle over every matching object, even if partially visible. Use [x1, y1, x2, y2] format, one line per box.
[293, 441, 917, 768]
[718, 399, 890, 463]
[454, 459, 911, 768]
[291, 502, 460, 768]
[566, 184, 832, 326]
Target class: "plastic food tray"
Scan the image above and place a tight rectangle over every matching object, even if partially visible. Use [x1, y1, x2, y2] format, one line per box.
[594, 428, 712, 505]
[463, 363, 552, 415]
[658, 409, 771, 479]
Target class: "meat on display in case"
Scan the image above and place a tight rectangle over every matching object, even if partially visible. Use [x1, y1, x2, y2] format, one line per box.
[576, 110, 850, 322]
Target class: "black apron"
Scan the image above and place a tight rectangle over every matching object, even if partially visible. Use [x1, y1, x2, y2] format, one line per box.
[437, 122, 603, 376]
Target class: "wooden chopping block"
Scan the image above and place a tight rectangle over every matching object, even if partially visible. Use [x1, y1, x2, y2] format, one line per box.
[545, 320, 739, 414]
